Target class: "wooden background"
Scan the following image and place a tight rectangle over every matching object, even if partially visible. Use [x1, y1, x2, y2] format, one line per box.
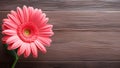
[1, 0, 120, 68]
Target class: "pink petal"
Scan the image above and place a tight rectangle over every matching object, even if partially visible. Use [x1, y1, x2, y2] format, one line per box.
[28, 7, 34, 20]
[8, 40, 22, 50]
[4, 22, 17, 29]
[39, 32, 54, 37]
[2, 23, 16, 30]
[30, 9, 43, 25]
[10, 10, 18, 19]
[30, 43, 38, 58]
[30, 9, 39, 22]
[23, 5, 29, 22]
[11, 10, 21, 24]
[7, 14, 20, 25]
[6, 35, 18, 44]
[34, 40, 47, 53]
[17, 43, 26, 56]
[7, 44, 12, 50]
[40, 24, 53, 32]
[42, 24, 53, 29]
[40, 13, 46, 24]
[40, 16, 48, 25]
[45, 18, 49, 24]
[37, 9, 43, 21]
[3, 18, 9, 22]
[2, 24, 8, 30]
[17, 7, 24, 23]
[38, 37, 52, 47]
[2, 36, 10, 42]
[24, 43, 31, 58]
[3, 19, 17, 29]
[2, 30, 16, 35]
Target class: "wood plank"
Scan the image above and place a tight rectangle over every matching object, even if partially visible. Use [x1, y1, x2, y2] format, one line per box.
[19, 31, 120, 61]
[1, 0, 120, 11]
[15, 61, 120, 68]
[1, 31, 120, 62]
[1, 11, 120, 31]
[1, 61, 120, 68]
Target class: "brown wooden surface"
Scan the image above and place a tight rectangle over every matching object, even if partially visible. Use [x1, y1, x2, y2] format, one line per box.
[1, 0, 120, 11]
[1, 0, 120, 68]
[1, 11, 120, 30]
[1, 61, 120, 68]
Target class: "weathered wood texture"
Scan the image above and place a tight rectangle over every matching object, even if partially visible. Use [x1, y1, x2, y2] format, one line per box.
[0, 0, 120, 68]
[1, 31, 120, 62]
[0, 11, 120, 30]
[20, 31, 120, 61]
[1, 61, 120, 68]
[1, 0, 120, 11]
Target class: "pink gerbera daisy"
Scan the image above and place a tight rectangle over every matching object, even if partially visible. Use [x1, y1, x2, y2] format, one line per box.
[2, 6, 54, 58]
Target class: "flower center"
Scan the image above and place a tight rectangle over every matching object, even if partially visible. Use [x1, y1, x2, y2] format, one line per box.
[17, 23, 39, 43]
[24, 29, 31, 37]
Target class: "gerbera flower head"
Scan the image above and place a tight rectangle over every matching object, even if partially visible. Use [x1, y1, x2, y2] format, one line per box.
[2, 5, 54, 58]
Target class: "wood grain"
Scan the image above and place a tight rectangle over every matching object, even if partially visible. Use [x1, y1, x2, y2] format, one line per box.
[15, 61, 120, 68]
[1, 31, 120, 62]
[1, 11, 120, 31]
[0, 0, 120, 68]
[0, 0, 120, 11]
[19, 31, 120, 61]
[2, 61, 120, 68]
[1, 61, 120, 68]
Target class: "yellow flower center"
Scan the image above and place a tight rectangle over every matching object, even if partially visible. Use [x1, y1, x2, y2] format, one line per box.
[24, 29, 31, 36]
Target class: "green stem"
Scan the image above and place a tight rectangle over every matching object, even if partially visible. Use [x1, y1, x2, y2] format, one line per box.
[3, 44, 19, 68]
[12, 56, 19, 68]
